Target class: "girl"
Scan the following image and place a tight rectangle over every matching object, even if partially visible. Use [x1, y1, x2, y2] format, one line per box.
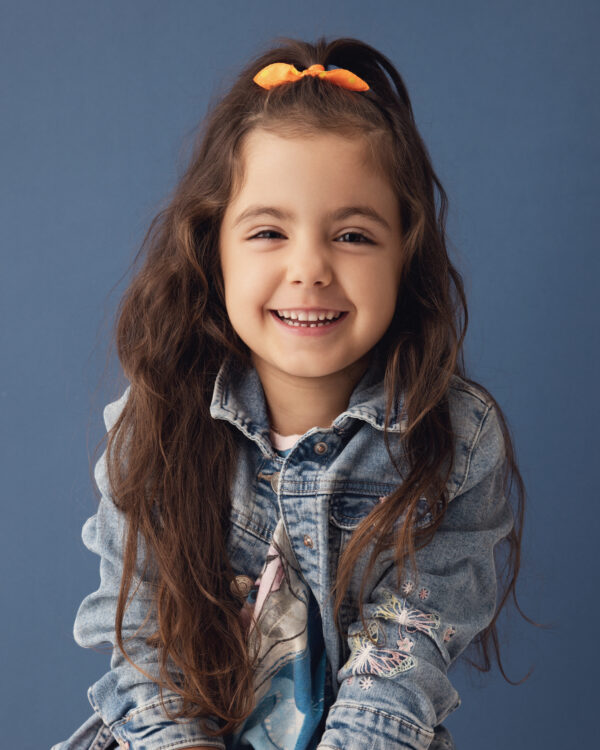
[53, 36, 527, 750]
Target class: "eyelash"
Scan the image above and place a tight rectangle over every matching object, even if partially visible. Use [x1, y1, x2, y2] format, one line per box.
[250, 230, 373, 244]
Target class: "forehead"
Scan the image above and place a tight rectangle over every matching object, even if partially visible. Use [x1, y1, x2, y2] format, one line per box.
[230, 127, 393, 205]
[242, 126, 378, 169]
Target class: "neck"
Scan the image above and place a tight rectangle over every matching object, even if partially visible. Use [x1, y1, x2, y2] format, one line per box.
[252, 354, 371, 436]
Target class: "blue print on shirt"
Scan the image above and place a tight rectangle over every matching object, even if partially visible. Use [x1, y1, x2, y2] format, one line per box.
[226, 515, 326, 750]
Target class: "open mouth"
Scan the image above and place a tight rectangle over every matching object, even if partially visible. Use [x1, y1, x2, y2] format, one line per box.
[270, 310, 349, 328]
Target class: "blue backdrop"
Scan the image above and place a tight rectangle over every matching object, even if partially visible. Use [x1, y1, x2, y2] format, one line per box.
[2, 1, 597, 748]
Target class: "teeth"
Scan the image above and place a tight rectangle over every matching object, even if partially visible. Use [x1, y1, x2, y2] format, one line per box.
[276, 309, 342, 321]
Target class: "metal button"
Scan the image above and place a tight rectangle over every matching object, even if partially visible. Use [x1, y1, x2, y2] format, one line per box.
[230, 574, 253, 598]
[303, 534, 314, 548]
[314, 441, 328, 455]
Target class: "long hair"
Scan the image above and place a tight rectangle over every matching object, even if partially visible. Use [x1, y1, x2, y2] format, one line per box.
[99, 35, 530, 737]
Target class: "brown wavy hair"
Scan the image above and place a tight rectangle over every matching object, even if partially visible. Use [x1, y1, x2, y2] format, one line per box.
[98, 35, 531, 737]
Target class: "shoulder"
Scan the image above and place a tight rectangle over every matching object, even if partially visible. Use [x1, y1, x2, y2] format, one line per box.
[446, 374, 506, 498]
[93, 384, 132, 499]
[102, 384, 131, 432]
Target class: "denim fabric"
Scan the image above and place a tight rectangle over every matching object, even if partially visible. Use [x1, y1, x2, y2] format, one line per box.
[51, 352, 513, 750]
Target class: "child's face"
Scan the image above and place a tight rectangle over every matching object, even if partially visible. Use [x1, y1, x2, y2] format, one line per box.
[219, 128, 403, 384]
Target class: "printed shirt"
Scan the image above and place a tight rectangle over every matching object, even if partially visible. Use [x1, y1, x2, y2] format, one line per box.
[229, 430, 327, 750]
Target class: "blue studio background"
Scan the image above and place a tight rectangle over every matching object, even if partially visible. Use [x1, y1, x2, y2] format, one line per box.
[2, 2, 597, 748]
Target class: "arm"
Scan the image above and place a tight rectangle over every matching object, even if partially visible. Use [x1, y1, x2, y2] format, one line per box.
[318, 402, 514, 750]
[56, 387, 226, 750]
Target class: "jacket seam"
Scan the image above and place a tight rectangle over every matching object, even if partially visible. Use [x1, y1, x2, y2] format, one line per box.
[114, 695, 179, 720]
[328, 701, 435, 740]
[453, 402, 492, 497]
[448, 376, 494, 408]
[112, 695, 217, 724]
[231, 514, 272, 544]
[90, 723, 115, 750]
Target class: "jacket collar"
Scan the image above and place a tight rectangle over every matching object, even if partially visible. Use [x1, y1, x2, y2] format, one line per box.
[210, 352, 406, 456]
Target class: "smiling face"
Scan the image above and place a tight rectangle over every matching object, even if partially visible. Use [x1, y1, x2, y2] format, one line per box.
[218, 127, 403, 390]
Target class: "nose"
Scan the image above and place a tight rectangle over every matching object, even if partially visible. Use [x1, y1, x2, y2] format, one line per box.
[285, 236, 333, 287]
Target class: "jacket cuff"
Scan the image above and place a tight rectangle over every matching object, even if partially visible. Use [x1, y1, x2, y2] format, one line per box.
[316, 700, 435, 750]
[90, 690, 226, 750]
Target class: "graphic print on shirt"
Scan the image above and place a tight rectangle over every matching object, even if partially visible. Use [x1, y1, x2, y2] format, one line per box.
[228, 517, 326, 750]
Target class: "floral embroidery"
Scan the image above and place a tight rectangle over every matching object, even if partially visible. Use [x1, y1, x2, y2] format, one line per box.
[418, 587, 429, 601]
[443, 626, 457, 642]
[371, 588, 440, 637]
[401, 580, 414, 595]
[359, 676, 374, 690]
[346, 676, 354, 686]
[341, 590, 441, 680]
[344, 618, 415, 677]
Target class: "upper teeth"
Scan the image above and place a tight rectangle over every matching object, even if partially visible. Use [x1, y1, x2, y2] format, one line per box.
[276, 310, 343, 321]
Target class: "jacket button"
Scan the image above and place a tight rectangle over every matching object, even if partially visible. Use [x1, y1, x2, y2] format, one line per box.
[230, 574, 253, 598]
[303, 534, 314, 548]
[313, 441, 328, 455]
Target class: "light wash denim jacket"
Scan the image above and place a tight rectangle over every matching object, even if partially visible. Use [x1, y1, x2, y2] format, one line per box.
[52, 353, 513, 750]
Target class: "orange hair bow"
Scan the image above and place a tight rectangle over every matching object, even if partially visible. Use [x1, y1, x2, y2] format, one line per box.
[253, 62, 369, 92]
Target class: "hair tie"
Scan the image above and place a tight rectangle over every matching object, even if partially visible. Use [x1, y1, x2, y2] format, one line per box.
[253, 62, 369, 92]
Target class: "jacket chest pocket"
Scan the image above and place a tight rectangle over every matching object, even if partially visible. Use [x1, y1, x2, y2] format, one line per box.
[226, 506, 274, 584]
[330, 486, 443, 542]
[328, 487, 399, 606]
[329, 486, 399, 534]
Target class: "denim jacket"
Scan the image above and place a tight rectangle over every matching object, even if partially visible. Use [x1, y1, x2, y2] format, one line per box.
[52, 353, 513, 750]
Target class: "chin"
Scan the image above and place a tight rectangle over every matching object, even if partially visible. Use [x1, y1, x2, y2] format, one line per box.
[281, 360, 356, 379]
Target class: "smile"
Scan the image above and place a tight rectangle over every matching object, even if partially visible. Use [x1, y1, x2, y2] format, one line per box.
[269, 309, 348, 334]
[275, 309, 343, 322]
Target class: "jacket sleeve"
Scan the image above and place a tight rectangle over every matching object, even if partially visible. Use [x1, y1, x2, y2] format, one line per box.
[317, 402, 515, 750]
[52, 387, 226, 750]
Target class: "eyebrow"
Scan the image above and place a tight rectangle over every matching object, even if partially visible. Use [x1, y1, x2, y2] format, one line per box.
[232, 204, 392, 231]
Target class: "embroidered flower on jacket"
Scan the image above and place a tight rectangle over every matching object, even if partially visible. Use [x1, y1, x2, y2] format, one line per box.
[418, 587, 429, 601]
[397, 636, 414, 652]
[443, 626, 457, 642]
[401, 580, 414, 595]
[359, 676, 374, 690]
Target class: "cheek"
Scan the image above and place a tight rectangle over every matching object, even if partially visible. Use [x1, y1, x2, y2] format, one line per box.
[356, 264, 400, 312]
[223, 259, 271, 319]
[222, 252, 249, 295]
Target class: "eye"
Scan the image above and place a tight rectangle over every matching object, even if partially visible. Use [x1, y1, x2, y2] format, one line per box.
[336, 231, 373, 244]
[250, 230, 284, 240]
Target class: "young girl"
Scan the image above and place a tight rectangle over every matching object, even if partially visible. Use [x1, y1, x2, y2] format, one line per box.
[53, 35, 527, 750]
